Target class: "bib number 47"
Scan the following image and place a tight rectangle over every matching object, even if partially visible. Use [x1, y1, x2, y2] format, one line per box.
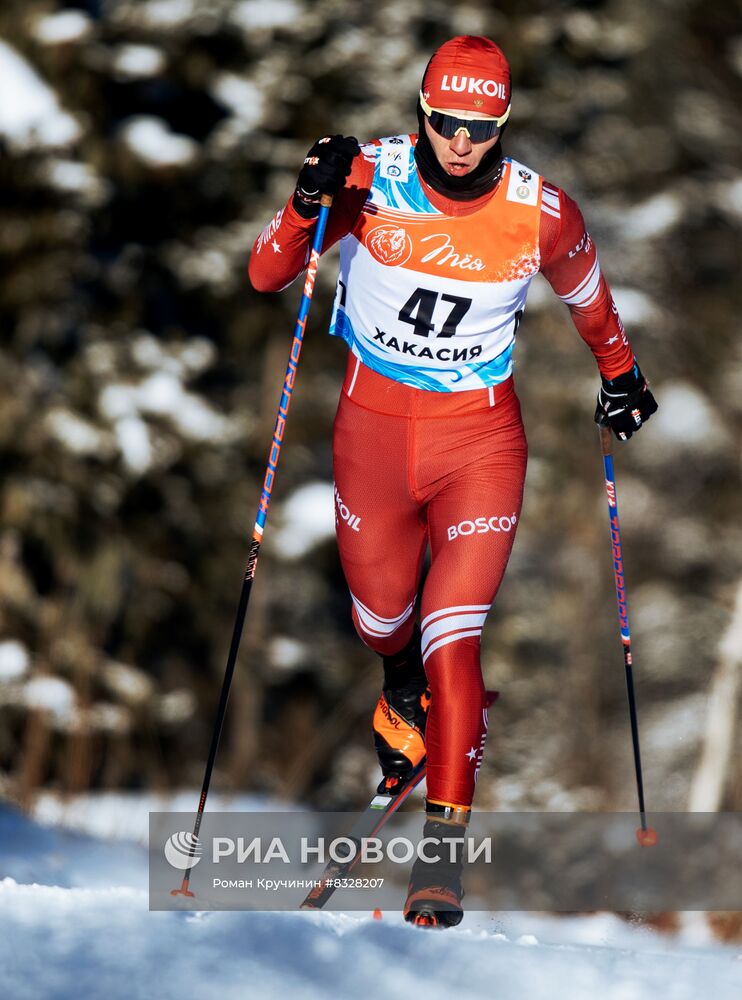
[398, 287, 472, 338]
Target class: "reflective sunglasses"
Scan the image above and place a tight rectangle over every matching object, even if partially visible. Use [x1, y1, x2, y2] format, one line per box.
[419, 91, 510, 143]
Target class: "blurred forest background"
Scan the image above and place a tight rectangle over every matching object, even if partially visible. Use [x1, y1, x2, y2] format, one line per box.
[0, 0, 739, 815]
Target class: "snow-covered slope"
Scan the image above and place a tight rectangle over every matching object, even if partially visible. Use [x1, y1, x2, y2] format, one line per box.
[1, 798, 739, 1000]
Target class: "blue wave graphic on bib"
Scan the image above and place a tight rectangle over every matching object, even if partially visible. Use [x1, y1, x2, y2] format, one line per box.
[331, 309, 513, 392]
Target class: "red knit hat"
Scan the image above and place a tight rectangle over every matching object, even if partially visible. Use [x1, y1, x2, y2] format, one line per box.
[421, 36, 511, 119]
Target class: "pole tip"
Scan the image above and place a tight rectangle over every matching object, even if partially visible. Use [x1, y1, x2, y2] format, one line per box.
[171, 878, 195, 897]
[372, 908, 383, 920]
[636, 827, 658, 847]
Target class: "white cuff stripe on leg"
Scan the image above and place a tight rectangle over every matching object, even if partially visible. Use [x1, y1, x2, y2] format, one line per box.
[422, 629, 484, 665]
[421, 607, 490, 663]
[351, 593, 415, 637]
[421, 604, 490, 631]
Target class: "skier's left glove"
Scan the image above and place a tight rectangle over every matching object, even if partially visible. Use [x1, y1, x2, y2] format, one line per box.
[594, 363, 657, 441]
[292, 135, 360, 219]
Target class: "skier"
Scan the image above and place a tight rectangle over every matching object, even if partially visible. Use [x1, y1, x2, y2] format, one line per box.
[249, 35, 657, 927]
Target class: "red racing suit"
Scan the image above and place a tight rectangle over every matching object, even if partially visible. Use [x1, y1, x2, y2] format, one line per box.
[249, 134, 635, 808]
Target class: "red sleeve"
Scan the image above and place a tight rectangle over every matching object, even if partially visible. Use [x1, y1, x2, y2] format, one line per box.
[539, 185, 635, 380]
[248, 147, 375, 293]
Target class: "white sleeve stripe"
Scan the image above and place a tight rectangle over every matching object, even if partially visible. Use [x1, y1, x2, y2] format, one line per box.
[422, 629, 483, 665]
[540, 204, 561, 219]
[570, 284, 602, 309]
[421, 612, 489, 657]
[564, 283, 602, 309]
[421, 603, 491, 630]
[559, 258, 601, 304]
[561, 257, 598, 300]
[541, 190, 560, 208]
[563, 270, 602, 307]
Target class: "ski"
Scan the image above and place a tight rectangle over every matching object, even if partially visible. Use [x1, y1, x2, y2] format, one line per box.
[300, 690, 499, 911]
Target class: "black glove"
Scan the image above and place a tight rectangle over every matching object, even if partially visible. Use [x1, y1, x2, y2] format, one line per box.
[292, 135, 360, 218]
[594, 363, 658, 440]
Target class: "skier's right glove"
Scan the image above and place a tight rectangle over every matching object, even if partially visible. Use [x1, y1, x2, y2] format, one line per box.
[292, 135, 360, 219]
[594, 362, 658, 441]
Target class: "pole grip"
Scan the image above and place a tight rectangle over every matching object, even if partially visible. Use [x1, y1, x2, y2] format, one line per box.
[600, 424, 613, 457]
[320, 193, 333, 208]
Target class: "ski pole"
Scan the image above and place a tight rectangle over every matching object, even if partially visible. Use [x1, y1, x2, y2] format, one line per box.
[172, 195, 333, 897]
[598, 425, 657, 847]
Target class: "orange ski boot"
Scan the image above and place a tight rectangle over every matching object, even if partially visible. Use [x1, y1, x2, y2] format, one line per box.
[373, 626, 430, 795]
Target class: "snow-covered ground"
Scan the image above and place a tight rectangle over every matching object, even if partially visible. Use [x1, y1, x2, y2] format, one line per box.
[0, 793, 739, 999]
